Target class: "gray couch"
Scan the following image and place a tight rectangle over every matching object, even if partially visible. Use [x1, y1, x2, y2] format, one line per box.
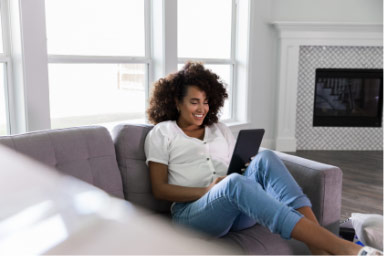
[0, 124, 343, 255]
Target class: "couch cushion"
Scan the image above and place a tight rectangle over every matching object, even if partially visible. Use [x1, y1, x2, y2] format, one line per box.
[112, 124, 172, 212]
[222, 224, 310, 255]
[0, 126, 124, 199]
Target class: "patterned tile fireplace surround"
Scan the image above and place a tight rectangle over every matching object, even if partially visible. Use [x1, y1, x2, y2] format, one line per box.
[273, 22, 383, 151]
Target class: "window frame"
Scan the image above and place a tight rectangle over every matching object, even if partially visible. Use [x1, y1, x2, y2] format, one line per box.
[0, 0, 13, 135]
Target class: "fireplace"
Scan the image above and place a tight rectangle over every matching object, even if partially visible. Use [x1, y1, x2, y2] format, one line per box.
[313, 68, 383, 127]
[273, 22, 382, 151]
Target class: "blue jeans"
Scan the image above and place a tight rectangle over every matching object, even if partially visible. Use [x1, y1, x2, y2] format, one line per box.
[171, 150, 312, 239]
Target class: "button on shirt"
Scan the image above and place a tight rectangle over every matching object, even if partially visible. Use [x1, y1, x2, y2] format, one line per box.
[144, 120, 236, 188]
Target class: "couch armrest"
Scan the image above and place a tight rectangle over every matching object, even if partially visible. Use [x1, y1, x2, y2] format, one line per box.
[270, 150, 342, 234]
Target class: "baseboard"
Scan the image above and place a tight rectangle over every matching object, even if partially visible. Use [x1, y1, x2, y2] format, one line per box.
[276, 137, 297, 152]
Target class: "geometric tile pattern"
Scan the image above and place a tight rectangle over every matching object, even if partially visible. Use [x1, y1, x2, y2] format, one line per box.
[296, 46, 383, 150]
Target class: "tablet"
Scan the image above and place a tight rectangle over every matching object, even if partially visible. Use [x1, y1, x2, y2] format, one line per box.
[227, 129, 265, 174]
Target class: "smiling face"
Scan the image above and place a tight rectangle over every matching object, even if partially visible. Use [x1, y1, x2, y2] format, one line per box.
[176, 86, 209, 129]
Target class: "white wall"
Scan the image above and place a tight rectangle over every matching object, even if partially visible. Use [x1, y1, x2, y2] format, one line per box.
[271, 0, 383, 23]
[247, 0, 383, 149]
[247, 0, 277, 149]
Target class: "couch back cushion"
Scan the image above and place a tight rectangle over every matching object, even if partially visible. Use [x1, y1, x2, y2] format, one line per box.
[0, 126, 124, 199]
[112, 124, 172, 213]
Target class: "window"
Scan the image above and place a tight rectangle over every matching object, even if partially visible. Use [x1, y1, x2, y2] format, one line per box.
[11, 0, 248, 133]
[48, 64, 146, 128]
[178, 0, 235, 120]
[45, 0, 149, 129]
[45, 0, 145, 56]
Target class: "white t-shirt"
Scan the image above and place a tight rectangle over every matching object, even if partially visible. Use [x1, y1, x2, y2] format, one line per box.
[144, 120, 236, 188]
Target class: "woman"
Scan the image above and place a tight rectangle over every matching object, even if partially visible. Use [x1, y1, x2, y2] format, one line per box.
[144, 62, 380, 255]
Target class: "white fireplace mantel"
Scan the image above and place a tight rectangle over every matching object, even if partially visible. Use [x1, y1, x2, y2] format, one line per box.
[271, 22, 383, 152]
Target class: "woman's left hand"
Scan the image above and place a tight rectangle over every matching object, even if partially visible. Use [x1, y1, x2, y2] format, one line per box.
[206, 176, 227, 192]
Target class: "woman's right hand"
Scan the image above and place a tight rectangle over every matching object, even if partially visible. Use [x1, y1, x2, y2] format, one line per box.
[206, 176, 227, 192]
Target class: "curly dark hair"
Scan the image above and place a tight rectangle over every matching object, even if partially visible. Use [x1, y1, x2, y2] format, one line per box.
[147, 62, 228, 126]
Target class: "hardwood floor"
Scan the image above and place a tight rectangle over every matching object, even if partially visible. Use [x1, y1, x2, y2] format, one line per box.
[286, 151, 383, 221]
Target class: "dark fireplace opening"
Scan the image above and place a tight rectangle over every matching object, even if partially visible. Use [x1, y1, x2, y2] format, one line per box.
[313, 68, 383, 127]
